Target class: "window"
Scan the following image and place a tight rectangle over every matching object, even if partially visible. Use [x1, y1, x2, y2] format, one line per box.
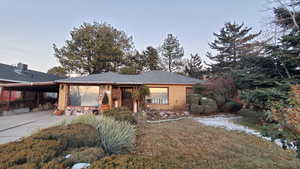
[69, 86, 99, 107]
[146, 88, 168, 104]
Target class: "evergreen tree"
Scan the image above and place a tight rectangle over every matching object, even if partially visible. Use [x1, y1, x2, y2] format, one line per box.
[123, 50, 146, 74]
[47, 66, 67, 77]
[143, 46, 161, 71]
[53, 22, 133, 75]
[208, 22, 264, 70]
[160, 34, 184, 72]
[184, 53, 203, 78]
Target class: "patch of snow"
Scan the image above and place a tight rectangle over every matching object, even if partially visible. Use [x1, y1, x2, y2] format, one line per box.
[71, 163, 90, 169]
[196, 114, 296, 150]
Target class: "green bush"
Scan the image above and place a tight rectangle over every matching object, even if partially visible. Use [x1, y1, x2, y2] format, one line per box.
[70, 115, 135, 155]
[222, 101, 243, 113]
[188, 94, 202, 105]
[104, 107, 136, 124]
[89, 155, 182, 169]
[190, 104, 204, 114]
[201, 97, 218, 114]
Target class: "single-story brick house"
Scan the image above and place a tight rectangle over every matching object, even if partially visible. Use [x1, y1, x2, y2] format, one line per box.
[55, 71, 202, 113]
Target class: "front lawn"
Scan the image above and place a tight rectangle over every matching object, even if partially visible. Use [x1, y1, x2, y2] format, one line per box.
[136, 119, 300, 169]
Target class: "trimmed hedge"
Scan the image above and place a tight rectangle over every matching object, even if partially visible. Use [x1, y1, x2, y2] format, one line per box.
[89, 155, 182, 169]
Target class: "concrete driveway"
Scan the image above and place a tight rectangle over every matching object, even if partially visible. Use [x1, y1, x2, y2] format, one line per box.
[0, 110, 74, 144]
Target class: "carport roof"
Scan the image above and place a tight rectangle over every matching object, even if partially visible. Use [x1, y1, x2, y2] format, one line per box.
[0, 63, 62, 83]
[1, 82, 59, 92]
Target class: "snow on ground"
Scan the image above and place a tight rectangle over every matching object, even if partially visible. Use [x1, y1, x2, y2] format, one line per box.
[196, 114, 296, 150]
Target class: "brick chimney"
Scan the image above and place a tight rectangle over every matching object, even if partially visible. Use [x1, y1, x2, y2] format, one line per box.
[15, 63, 28, 74]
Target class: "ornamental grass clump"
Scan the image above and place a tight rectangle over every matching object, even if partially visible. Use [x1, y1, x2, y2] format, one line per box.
[70, 115, 136, 155]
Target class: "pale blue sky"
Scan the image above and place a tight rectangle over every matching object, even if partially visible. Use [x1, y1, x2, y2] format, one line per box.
[0, 0, 268, 72]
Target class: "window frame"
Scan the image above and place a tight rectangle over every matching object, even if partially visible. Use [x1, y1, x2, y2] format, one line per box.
[146, 87, 169, 105]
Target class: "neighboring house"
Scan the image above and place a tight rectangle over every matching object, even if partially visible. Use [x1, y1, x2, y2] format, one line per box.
[55, 71, 203, 112]
[0, 62, 62, 110]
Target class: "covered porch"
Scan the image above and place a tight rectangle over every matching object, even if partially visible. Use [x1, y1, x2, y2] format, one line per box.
[0, 82, 59, 114]
[58, 83, 142, 115]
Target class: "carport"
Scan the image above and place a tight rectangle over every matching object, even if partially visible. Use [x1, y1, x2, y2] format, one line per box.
[0, 82, 59, 112]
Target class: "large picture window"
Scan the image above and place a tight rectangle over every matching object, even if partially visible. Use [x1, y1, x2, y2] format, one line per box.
[146, 88, 168, 104]
[69, 86, 99, 107]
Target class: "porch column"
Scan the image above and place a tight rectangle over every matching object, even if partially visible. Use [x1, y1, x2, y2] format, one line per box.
[133, 100, 138, 113]
[58, 84, 69, 111]
[108, 85, 113, 109]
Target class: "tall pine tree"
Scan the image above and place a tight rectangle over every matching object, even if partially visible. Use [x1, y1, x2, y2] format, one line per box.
[208, 22, 264, 71]
[160, 34, 184, 72]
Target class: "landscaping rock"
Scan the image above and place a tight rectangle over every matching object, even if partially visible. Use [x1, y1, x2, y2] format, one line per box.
[71, 163, 90, 169]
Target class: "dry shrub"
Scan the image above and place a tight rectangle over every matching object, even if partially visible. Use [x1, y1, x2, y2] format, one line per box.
[7, 163, 38, 169]
[104, 107, 136, 124]
[0, 139, 63, 169]
[41, 160, 66, 169]
[89, 155, 182, 169]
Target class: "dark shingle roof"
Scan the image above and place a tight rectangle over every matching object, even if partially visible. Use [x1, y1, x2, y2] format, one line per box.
[56, 71, 203, 85]
[0, 63, 62, 82]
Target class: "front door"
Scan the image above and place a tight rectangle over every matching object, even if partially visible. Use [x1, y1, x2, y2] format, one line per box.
[121, 88, 133, 111]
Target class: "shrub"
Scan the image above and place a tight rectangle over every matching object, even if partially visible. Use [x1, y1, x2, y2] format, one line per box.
[32, 123, 98, 148]
[190, 104, 204, 114]
[187, 94, 202, 105]
[70, 115, 136, 155]
[104, 107, 136, 124]
[0, 139, 64, 169]
[7, 163, 38, 169]
[193, 76, 238, 106]
[200, 97, 218, 114]
[222, 101, 243, 113]
[41, 160, 66, 169]
[89, 155, 182, 169]
[63, 147, 105, 166]
[0, 123, 98, 169]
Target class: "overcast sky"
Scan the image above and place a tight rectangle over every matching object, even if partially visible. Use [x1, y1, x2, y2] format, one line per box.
[0, 0, 270, 72]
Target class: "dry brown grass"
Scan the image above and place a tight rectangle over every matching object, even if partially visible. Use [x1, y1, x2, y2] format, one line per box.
[136, 119, 300, 169]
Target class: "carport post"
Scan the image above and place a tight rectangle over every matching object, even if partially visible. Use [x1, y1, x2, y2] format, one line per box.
[7, 90, 11, 110]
